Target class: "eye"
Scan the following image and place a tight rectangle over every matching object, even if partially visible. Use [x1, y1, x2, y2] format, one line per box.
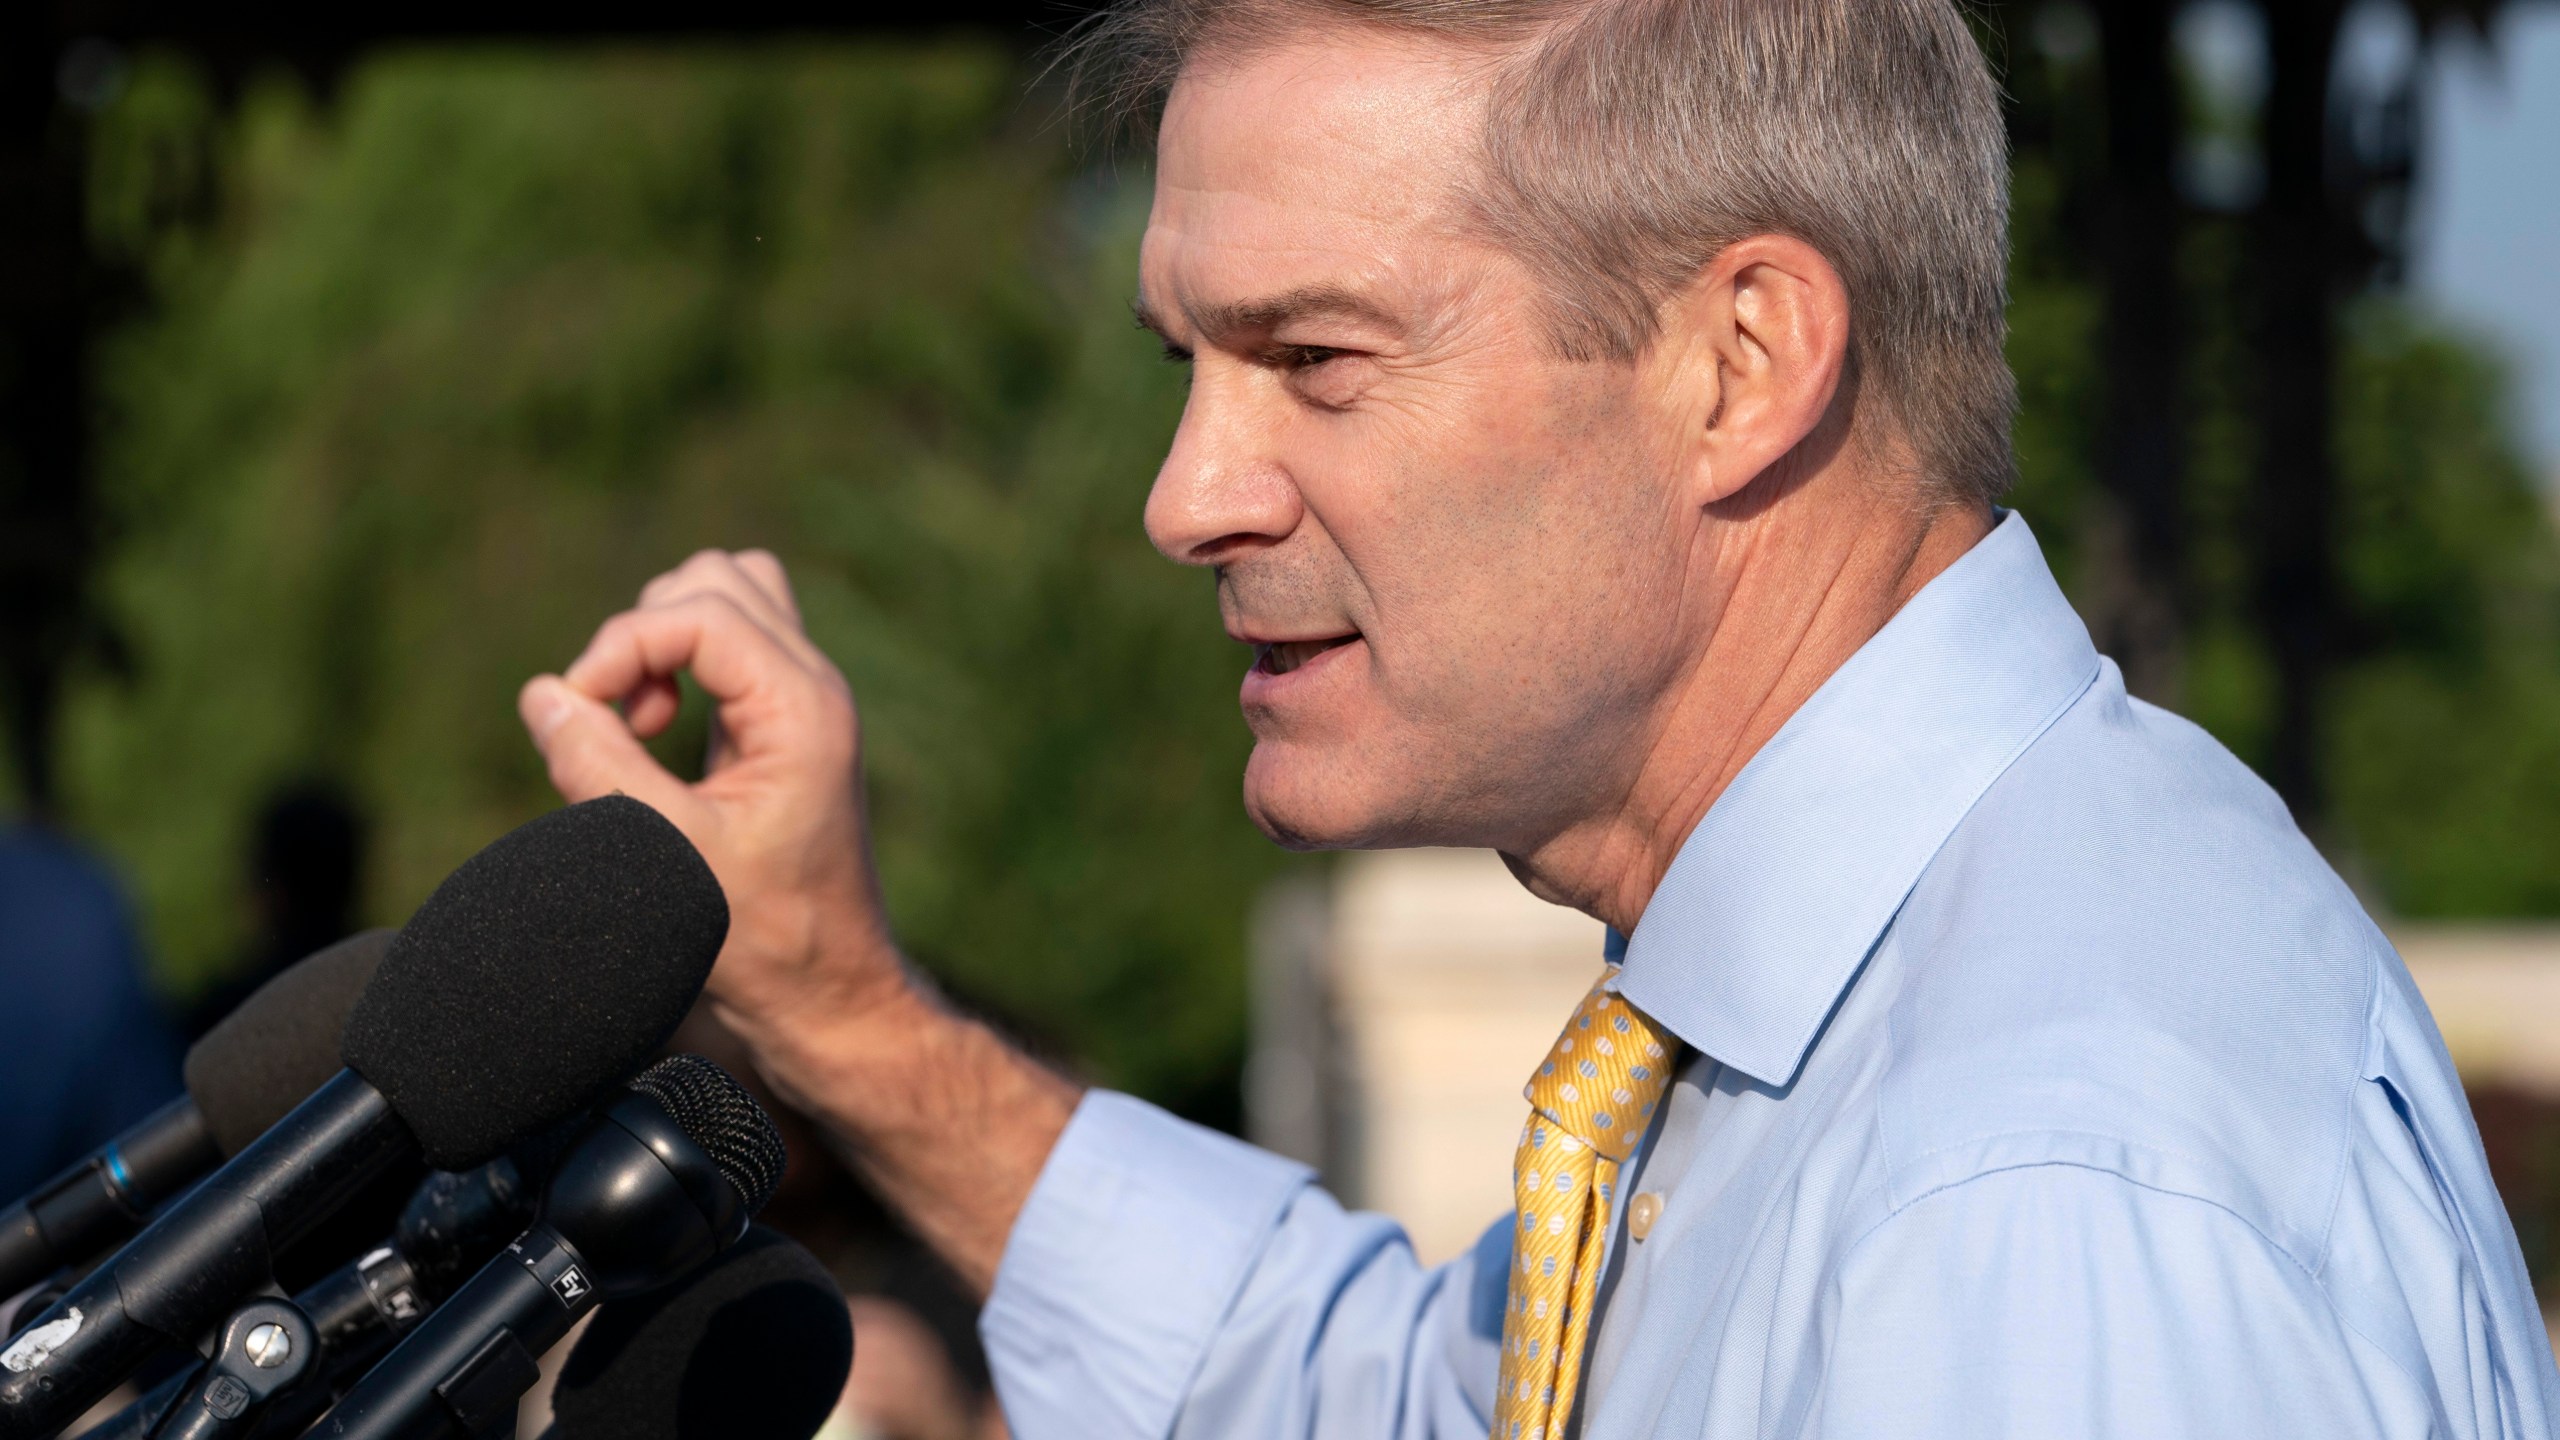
[1136, 311, 1192, 364]
[1269, 344, 1342, 370]
[1279, 347, 1375, 410]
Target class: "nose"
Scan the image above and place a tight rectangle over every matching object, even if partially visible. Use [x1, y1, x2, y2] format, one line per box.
[1144, 368, 1304, 567]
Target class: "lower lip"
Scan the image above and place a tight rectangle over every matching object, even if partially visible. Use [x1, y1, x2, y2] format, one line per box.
[1240, 638, 1362, 708]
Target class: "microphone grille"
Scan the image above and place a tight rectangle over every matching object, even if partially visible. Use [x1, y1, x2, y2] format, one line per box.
[628, 1055, 786, 1217]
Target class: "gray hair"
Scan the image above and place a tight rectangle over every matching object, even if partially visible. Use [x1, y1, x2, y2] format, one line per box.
[1062, 0, 2017, 505]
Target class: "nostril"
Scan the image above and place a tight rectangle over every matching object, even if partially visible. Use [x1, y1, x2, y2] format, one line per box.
[1194, 533, 1284, 567]
[1145, 440, 1306, 565]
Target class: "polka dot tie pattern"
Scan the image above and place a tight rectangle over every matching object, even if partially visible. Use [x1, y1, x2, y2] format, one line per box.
[1491, 972, 1672, 1440]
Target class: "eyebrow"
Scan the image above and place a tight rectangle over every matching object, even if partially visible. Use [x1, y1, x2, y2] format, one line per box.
[1132, 284, 1405, 347]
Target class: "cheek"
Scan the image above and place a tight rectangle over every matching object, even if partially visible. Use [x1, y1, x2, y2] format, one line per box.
[1314, 403, 1679, 705]
[1238, 387, 1691, 844]
[1297, 368, 1555, 588]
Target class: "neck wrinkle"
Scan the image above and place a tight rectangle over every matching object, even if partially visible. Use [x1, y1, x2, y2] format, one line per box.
[1505, 493, 1993, 934]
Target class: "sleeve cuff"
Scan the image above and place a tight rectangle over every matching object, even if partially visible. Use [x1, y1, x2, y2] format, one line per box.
[981, 1090, 1314, 1440]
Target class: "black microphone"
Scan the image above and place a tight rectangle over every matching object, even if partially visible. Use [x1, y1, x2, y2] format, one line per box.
[0, 796, 728, 1439]
[300, 1109, 591, 1368]
[543, 1225, 852, 1440]
[77, 1155, 549, 1440]
[312, 1055, 786, 1440]
[0, 931, 394, 1302]
[294, 1151, 553, 1398]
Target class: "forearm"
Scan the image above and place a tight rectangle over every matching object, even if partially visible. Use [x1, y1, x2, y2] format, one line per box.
[718, 966, 1081, 1296]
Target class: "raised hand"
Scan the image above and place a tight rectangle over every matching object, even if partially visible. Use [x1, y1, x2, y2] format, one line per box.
[518, 549, 899, 1035]
[519, 549, 1080, 1292]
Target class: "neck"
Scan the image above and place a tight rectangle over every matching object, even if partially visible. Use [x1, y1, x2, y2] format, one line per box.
[1502, 472, 1994, 934]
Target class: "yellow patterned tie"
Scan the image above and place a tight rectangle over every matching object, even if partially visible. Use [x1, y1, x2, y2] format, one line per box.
[1492, 972, 1673, 1440]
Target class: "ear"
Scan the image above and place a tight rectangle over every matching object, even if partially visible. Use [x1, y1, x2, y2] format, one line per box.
[1652, 235, 1851, 507]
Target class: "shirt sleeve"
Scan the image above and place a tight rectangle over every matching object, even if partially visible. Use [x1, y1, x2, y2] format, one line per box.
[1806, 1163, 2434, 1440]
[982, 1090, 1503, 1440]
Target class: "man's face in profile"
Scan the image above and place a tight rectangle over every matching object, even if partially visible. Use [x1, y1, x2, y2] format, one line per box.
[1138, 32, 1708, 858]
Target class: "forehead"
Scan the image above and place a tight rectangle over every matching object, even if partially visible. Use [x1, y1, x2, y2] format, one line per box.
[1144, 34, 1494, 325]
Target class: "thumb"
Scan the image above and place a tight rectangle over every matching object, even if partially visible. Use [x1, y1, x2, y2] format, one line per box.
[519, 675, 691, 814]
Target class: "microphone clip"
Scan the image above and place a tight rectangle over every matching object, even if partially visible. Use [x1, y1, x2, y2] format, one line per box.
[150, 1298, 316, 1440]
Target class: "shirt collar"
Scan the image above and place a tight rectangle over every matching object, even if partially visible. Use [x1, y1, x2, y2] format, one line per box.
[1613, 511, 2100, 1088]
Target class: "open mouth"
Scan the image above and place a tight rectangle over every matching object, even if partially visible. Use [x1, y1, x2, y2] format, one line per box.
[1253, 635, 1359, 676]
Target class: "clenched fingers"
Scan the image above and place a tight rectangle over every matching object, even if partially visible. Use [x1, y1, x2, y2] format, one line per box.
[639, 550, 812, 660]
[558, 592, 851, 773]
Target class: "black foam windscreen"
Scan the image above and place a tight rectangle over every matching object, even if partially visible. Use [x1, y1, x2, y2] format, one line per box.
[184, 929, 397, 1156]
[341, 795, 729, 1170]
[545, 1225, 851, 1440]
[627, 1054, 787, 1216]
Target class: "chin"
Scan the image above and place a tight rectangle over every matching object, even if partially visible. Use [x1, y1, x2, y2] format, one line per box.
[1240, 739, 1435, 853]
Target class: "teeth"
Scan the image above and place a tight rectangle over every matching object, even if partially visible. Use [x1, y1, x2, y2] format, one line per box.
[1263, 638, 1349, 676]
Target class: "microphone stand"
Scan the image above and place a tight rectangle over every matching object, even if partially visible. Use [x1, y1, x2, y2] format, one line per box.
[83, 1239, 438, 1440]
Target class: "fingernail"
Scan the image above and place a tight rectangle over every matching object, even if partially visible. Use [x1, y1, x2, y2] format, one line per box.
[527, 682, 573, 740]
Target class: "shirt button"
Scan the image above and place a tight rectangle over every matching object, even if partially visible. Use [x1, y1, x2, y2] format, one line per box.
[1628, 1192, 1663, 1241]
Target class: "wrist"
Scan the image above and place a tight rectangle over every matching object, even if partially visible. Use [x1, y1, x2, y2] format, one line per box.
[702, 888, 1080, 1295]
[709, 934, 925, 1103]
[714, 943, 1077, 1149]
[717, 966, 1080, 1296]
[790, 984, 1078, 1143]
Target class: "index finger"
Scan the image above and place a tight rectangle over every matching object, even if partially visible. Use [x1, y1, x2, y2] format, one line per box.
[640, 550, 806, 652]
[559, 591, 821, 719]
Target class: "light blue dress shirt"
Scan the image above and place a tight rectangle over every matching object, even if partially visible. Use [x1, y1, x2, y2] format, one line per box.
[980, 514, 2560, 1438]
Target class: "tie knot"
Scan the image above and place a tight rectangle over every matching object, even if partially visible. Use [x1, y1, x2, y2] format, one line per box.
[1523, 976, 1673, 1163]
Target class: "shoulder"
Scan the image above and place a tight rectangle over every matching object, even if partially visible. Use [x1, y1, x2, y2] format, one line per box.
[1867, 670, 2389, 1265]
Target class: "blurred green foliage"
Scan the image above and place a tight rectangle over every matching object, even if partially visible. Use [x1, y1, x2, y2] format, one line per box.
[53, 36, 2560, 1125]
[2324, 307, 2560, 915]
[2002, 28, 2560, 919]
[71, 43, 1296, 1122]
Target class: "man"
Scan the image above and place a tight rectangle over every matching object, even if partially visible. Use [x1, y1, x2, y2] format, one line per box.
[517, 0, 2560, 1434]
